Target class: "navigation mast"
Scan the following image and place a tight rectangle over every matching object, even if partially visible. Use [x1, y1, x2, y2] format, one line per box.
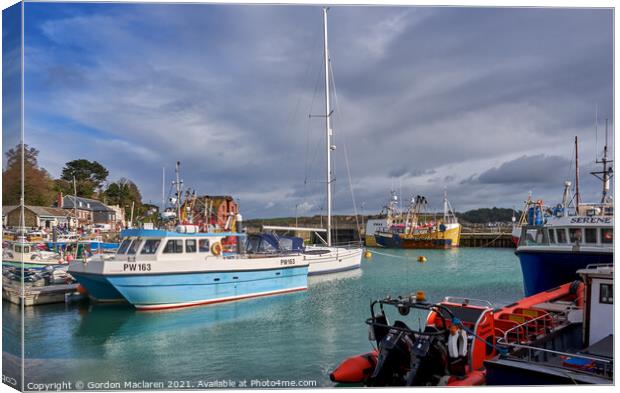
[173, 161, 183, 223]
[591, 119, 614, 204]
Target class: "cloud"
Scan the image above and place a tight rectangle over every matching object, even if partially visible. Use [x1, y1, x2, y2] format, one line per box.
[11, 4, 613, 218]
[388, 167, 437, 178]
[473, 154, 572, 185]
[297, 201, 314, 213]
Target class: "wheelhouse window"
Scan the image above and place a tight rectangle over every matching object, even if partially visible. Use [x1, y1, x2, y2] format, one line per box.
[569, 228, 583, 243]
[186, 239, 197, 253]
[141, 239, 161, 255]
[15, 245, 29, 253]
[585, 228, 598, 244]
[127, 239, 142, 255]
[117, 239, 133, 254]
[549, 229, 557, 243]
[601, 228, 613, 244]
[600, 283, 613, 304]
[198, 239, 210, 252]
[556, 228, 567, 244]
[163, 239, 184, 254]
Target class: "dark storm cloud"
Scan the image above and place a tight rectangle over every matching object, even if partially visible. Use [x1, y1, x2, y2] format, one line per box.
[473, 154, 572, 185]
[15, 4, 614, 217]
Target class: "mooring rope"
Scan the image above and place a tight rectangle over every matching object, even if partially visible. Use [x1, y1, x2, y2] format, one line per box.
[370, 249, 418, 260]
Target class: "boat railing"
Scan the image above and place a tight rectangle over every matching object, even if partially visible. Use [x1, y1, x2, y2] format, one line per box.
[441, 297, 493, 308]
[498, 342, 613, 378]
[498, 312, 554, 345]
[331, 240, 364, 249]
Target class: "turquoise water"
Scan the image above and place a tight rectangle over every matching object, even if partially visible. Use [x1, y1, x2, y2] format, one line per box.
[3, 248, 523, 388]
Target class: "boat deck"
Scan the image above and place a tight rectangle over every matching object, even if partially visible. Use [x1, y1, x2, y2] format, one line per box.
[2, 281, 81, 306]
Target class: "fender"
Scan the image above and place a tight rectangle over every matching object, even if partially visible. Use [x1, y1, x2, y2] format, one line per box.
[447, 328, 467, 358]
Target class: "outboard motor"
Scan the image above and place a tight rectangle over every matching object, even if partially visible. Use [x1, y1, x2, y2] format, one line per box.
[367, 321, 415, 386]
[405, 333, 450, 386]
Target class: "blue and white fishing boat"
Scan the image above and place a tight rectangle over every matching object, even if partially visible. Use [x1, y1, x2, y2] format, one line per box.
[68, 226, 309, 310]
[515, 134, 614, 296]
[69, 162, 309, 309]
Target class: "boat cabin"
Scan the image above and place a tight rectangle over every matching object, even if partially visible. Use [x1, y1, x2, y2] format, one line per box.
[519, 215, 613, 248]
[115, 228, 242, 260]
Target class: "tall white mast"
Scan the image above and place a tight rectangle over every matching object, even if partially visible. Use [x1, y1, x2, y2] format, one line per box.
[443, 188, 448, 222]
[161, 167, 166, 213]
[323, 7, 333, 246]
[174, 161, 183, 223]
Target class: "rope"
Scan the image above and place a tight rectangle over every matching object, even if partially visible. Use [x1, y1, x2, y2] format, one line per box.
[370, 249, 416, 260]
[479, 232, 505, 248]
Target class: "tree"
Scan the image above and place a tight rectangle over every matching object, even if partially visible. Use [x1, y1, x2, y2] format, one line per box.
[104, 178, 144, 219]
[60, 159, 109, 197]
[457, 208, 519, 224]
[2, 143, 55, 206]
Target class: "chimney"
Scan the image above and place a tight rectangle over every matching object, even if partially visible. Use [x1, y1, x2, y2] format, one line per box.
[57, 192, 63, 208]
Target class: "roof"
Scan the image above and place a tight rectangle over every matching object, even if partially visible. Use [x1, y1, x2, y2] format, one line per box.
[29, 206, 76, 217]
[2, 205, 18, 216]
[2, 205, 75, 218]
[62, 195, 114, 212]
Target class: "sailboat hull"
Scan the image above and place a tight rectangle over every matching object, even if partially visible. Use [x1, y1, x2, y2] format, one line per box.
[305, 246, 363, 275]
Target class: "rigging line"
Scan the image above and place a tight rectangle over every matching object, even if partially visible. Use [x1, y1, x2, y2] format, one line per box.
[304, 54, 327, 188]
[304, 30, 326, 188]
[329, 60, 361, 241]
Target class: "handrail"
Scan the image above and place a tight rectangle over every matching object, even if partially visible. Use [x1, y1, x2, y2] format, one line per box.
[307, 241, 363, 249]
[442, 297, 493, 308]
[498, 312, 552, 345]
[498, 342, 613, 378]
[501, 343, 613, 365]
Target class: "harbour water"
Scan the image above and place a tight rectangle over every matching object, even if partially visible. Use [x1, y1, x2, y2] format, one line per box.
[3, 248, 523, 387]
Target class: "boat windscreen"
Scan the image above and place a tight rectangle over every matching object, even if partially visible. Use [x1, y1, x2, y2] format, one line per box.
[117, 239, 132, 254]
[439, 303, 485, 325]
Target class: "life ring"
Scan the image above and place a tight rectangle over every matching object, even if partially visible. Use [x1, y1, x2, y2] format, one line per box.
[447, 325, 468, 358]
[211, 242, 222, 256]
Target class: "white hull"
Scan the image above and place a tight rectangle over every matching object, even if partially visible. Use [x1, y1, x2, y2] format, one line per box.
[304, 246, 363, 275]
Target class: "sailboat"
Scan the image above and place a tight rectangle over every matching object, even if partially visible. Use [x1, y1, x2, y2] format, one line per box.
[264, 8, 362, 275]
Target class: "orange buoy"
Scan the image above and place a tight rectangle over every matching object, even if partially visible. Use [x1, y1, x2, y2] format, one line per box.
[329, 351, 377, 383]
[76, 284, 88, 295]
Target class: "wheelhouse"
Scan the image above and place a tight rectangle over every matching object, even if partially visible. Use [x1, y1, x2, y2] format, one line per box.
[115, 228, 243, 259]
[519, 219, 613, 247]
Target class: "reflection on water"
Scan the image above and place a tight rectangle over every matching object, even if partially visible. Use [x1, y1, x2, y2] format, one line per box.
[3, 248, 522, 386]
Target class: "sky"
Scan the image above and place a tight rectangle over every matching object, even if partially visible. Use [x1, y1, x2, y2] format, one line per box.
[2, 2, 614, 218]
